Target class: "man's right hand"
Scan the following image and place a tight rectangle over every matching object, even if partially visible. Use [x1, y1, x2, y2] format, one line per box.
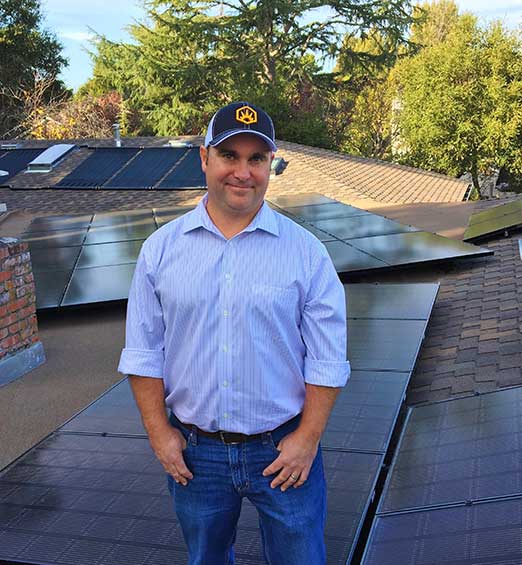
[149, 426, 194, 486]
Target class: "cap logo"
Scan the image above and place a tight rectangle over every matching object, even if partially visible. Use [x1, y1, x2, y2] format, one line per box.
[236, 105, 257, 125]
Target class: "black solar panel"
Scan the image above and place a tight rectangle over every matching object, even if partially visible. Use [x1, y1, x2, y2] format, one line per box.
[33, 270, 73, 310]
[22, 229, 88, 249]
[84, 220, 155, 245]
[157, 148, 205, 189]
[349, 231, 493, 266]
[325, 240, 388, 272]
[314, 215, 419, 240]
[0, 148, 45, 182]
[77, 240, 144, 269]
[55, 148, 140, 188]
[61, 263, 136, 307]
[23, 214, 93, 233]
[153, 206, 195, 228]
[267, 193, 336, 208]
[285, 202, 371, 222]
[0, 433, 382, 565]
[463, 200, 522, 242]
[378, 388, 522, 514]
[29, 245, 81, 273]
[363, 498, 522, 565]
[104, 148, 188, 189]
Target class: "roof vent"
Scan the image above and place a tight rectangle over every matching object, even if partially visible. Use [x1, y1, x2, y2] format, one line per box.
[26, 144, 76, 173]
[113, 123, 121, 147]
[271, 157, 288, 176]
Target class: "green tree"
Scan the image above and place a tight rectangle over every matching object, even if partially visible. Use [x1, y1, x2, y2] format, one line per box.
[0, 0, 67, 137]
[84, 0, 414, 144]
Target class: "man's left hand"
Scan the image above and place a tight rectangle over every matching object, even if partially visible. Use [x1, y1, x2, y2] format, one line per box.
[262, 430, 319, 492]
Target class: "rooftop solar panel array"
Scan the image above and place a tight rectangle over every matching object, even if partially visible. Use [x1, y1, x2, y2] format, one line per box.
[362, 387, 522, 564]
[0, 283, 439, 564]
[463, 199, 522, 242]
[23, 194, 492, 310]
[0, 148, 45, 182]
[43, 147, 205, 191]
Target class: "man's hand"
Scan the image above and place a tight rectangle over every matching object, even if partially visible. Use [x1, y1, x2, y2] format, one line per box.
[149, 426, 194, 486]
[262, 430, 319, 492]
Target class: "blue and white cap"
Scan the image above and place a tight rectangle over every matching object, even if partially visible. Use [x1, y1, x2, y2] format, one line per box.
[204, 101, 277, 152]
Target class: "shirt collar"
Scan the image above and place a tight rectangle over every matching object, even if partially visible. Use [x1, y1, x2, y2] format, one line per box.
[182, 193, 279, 237]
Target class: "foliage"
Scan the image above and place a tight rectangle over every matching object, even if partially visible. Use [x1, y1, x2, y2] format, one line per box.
[83, 0, 415, 143]
[0, 0, 67, 137]
[10, 74, 132, 139]
[391, 10, 522, 190]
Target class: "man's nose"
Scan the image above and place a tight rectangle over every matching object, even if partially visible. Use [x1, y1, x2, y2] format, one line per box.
[233, 160, 251, 181]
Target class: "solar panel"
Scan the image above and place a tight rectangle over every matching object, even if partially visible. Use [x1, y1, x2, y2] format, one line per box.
[285, 202, 371, 222]
[377, 388, 522, 514]
[23, 214, 93, 233]
[90, 210, 154, 228]
[84, 220, 155, 245]
[322, 371, 409, 452]
[349, 231, 493, 267]
[103, 148, 188, 189]
[463, 200, 522, 242]
[61, 263, 136, 307]
[363, 498, 522, 565]
[29, 245, 81, 273]
[314, 215, 419, 240]
[267, 193, 336, 208]
[0, 148, 45, 182]
[0, 433, 382, 565]
[33, 270, 72, 310]
[77, 241, 144, 269]
[153, 206, 195, 227]
[348, 319, 427, 372]
[22, 229, 87, 249]
[157, 148, 205, 189]
[324, 240, 388, 272]
[55, 148, 140, 188]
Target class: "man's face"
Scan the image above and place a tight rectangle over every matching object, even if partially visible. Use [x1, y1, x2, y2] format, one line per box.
[200, 133, 273, 218]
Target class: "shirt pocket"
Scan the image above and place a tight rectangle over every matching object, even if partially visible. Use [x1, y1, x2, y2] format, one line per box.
[249, 283, 300, 339]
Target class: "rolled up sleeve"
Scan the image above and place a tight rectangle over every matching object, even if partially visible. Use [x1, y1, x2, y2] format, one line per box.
[301, 243, 350, 387]
[118, 242, 165, 378]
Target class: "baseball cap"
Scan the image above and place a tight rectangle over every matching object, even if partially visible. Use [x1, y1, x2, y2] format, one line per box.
[204, 101, 277, 152]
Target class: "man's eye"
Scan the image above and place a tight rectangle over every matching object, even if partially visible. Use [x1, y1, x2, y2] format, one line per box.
[251, 155, 266, 163]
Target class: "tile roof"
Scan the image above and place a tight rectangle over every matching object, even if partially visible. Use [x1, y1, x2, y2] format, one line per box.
[1, 136, 469, 207]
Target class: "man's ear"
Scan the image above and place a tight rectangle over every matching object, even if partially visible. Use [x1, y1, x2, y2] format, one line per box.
[200, 145, 208, 172]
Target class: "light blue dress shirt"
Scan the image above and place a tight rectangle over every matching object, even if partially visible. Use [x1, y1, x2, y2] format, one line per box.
[118, 194, 350, 434]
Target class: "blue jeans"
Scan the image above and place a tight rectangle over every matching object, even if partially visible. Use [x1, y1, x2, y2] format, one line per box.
[168, 413, 326, 565]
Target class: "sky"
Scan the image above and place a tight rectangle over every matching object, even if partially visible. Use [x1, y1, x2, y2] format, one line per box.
[41, 0, 522, 92]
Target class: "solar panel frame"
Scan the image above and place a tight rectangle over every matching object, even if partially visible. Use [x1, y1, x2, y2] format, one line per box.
[463, 210, 522, 242]
[284, 202, 372, 222]
[313, 215, 420, 241]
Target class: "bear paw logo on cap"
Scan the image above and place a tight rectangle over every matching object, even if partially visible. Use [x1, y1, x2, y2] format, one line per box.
[236, 105, 257, 125]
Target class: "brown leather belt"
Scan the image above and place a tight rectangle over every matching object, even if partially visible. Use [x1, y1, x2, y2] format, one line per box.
[181, 414, 300, 445]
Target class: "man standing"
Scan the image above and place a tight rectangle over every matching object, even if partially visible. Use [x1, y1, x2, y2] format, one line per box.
[118, 101, 350, 564]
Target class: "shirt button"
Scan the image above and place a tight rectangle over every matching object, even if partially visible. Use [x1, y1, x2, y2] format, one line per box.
[224, 412, 229, 419]
[223, 380, 229, 387]
[223, 345, 228, 353]
[223, 309, 229, 317]
[225, 273, 231, 281]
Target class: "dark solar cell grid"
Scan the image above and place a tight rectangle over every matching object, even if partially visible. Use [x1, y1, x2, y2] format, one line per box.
[157, 148, 206, 189]
[349, 231, 493, 266]
[104, 147, 188, 188]
[23, 214, 93, 233]
[55, 148, 140, 188]
[0, 435, 382, 565]
[345, 283, 438, 320]
[363, 498, 522, 565]
[61, 263, 136, 307]
[77, 240, 144, 269]
[90, 210, 154, 228]
[33, 270, 73, 310]
[84, 220, 155, 245]
[322, 371, 409, 452]
[325, 240, 388, 272]
[60, 379, 146, 436]
[314, 215, 419, 241]
[29, 245, 81, 273]
[0, 148, 45, 182]
[378, 388, 522, 514]
[285, 202, 371, 222]
[23, 229, 88, 249]
[348, 319, 427, 372]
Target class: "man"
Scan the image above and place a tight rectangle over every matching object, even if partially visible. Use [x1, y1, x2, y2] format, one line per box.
[118, 101, 350, 564]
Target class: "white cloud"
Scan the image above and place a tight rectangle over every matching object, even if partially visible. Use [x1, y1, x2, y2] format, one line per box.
[58, 30, 94, 42]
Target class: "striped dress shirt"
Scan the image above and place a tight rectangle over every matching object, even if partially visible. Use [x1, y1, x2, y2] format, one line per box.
[118, 194, 350, 434]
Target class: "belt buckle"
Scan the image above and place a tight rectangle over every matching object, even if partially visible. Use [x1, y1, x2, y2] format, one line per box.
[219, 431, 240, 444]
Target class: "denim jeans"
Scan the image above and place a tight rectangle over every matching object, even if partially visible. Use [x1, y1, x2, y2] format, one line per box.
[167, 413, 327, 565]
